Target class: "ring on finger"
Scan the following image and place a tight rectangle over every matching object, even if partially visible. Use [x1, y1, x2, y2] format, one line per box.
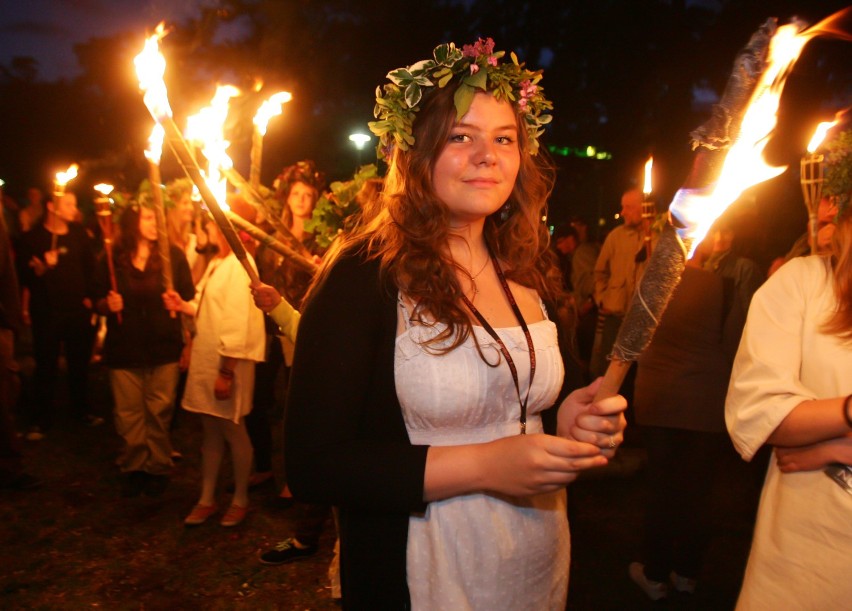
[608, 435, 616, 449]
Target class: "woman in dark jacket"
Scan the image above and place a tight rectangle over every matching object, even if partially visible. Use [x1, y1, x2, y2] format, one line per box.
[96, 204, 194, 497]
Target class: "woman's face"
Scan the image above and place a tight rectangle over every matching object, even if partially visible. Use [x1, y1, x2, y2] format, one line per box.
[139, 207, 158, 242]
[286, 181, 318, 221]
[177, 194, 194, 224]
[431, 92, 520, 227]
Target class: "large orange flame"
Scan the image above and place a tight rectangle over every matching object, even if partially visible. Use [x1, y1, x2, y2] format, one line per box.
[184, 85, 241, 211]
[670, 8, 851, 254]
[133, 23, 171, 121]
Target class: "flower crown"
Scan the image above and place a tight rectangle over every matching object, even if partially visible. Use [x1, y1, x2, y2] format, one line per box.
[368, 38, 553, 161]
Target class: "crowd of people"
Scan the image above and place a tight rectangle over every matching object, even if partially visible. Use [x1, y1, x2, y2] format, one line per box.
[1, 35, 850, 610]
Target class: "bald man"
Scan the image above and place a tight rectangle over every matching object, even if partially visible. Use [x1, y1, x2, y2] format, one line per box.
[589, 189, 655, 378]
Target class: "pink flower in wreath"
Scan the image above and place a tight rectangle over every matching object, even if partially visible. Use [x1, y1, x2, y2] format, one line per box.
[519, 79, 538, 103]
[463, 37, 496, 60]
[469, 63, 480, 75]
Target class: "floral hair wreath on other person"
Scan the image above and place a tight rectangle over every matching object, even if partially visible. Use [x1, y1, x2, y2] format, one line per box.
[273, 159, 327, 202]
[368, 37, 553, 162]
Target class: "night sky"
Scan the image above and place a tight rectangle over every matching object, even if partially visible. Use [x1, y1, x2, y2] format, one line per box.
[0, 0, 205, 81]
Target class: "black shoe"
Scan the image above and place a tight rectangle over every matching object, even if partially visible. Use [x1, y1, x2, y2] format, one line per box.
[143, 474, 170, 497]
[259, 538, 317, 565]
[0, 472, 43, 490]
[120, 471, 146, 498]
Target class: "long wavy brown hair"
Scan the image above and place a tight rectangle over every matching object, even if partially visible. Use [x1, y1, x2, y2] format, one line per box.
[115, 205, 161, 273]
[822, 205, 852, 340]
[313, 84, 563, 353]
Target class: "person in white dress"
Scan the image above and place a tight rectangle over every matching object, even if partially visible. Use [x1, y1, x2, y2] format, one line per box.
[284, 38, 628, 609]
[165, 219, 266, 528]
[726, 203, 852, 610]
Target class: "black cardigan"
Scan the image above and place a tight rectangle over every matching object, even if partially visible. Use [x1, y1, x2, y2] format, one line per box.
[284, 250, 581, 609]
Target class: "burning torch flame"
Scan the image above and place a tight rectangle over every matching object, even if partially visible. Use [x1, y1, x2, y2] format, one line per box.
[185, 85, 241, 211]
[55, 163, 79, 189]
[807, 119, 840, 153]
[643, 157, 653, 196]
[253, 91, 293, 136]
[94, 183, 114, 196]
[144, 123, 166, 165]
[670, 18, 840, 254]
[133, 23, 171, 121]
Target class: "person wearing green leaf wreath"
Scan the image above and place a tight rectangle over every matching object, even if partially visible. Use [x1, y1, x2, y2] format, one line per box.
[283, 38, 628, 609]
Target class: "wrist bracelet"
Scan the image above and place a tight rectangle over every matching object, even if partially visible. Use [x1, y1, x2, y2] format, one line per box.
[843, 394, 852, 429]
[219, 368, 234, 379]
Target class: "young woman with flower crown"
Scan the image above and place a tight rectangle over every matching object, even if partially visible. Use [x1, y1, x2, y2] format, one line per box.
[284, 39, 628, 609]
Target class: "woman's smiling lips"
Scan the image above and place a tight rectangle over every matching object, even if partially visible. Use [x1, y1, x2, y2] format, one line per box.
[463, 177, 500, 187]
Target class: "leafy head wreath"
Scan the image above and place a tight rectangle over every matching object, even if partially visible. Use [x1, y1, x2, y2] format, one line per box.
[824, 127, 852, 217]
[368, 37, 553, 161]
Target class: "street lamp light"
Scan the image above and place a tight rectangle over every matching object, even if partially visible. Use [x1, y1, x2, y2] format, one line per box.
[349, 132, 372, 167]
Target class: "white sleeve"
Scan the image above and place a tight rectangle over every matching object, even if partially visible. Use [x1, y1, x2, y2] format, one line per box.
[216, 256, 266, 361]
[725, 258, 817, 460]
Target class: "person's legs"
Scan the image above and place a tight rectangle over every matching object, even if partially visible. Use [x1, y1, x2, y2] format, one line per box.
[29, 316, 60, 431]
[245, 340, 281, 477]
[142, 362, 179, 475]
[640, 425, 679, 583]
[589, 313, 622, 379]
[670, 431, 728, 581]
[109, 368, 147, 473]
[220, 417, 253, 508]
[198, 414, 226, 506]
[62, 313, 94, 421]
[0, 329, 25, 484]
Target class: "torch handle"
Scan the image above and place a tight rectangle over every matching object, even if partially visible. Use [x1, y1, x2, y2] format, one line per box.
[160, 118, 262, 289]
[148, 162, 176, 318]
[593, 359, 633, 402]
[250, 128, 263, 191]
[104, 243, 122, 325]
[95, 203, 122, 325]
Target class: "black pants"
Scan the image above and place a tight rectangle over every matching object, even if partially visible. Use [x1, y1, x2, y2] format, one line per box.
[246, 336, 284, 473]
[30, 312, 94, 429]
[639, 425, 731, 582]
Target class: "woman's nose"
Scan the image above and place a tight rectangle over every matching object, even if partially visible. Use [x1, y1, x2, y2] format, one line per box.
[473, 140, 496, 166]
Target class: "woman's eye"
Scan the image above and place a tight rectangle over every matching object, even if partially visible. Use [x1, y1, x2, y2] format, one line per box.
[449, 133, 470, 143]
[496, 135, 515, 145]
